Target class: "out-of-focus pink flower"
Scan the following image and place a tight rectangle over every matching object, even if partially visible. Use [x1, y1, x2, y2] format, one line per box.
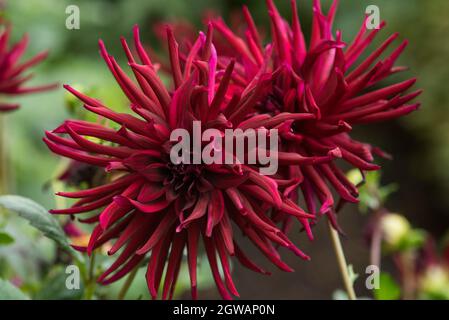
[0, 24, 56, 112]
[63, 220, 84, 238]
[10, 276, 23, 288]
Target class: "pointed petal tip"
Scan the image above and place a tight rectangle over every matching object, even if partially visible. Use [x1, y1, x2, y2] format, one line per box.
[329, 148, 342, 159]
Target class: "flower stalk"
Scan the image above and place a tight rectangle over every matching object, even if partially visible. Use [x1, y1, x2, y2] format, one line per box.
[84, 251, 97, 300]
[327, 221, 357, 300]
[118, 263, 140, 300]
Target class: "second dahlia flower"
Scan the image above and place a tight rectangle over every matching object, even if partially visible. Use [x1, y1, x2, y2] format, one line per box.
[0, 24, 56, 112]
[45, 25, 315, 299]
[208, 0, 421, 230]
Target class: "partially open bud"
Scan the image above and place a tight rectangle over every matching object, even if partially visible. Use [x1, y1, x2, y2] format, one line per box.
[381, 213, 411, 248]
[418, 265, 449, 300]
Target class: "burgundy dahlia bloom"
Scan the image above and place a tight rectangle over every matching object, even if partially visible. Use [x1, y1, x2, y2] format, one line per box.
[0, 24, 56, 112]
[207, 0, 421, 229]
[45, 25, 315, 299]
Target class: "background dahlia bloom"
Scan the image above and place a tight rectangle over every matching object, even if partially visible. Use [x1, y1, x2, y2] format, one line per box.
[45, 25, 316, 299]
[203, 0, 421, 230]
[0, 24, 56, 112]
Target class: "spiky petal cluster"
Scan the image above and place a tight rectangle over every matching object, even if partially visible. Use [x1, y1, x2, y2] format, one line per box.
[209, 0, 421, 229]
[45, 25, 315, 300]
[0, 24, 56, 112]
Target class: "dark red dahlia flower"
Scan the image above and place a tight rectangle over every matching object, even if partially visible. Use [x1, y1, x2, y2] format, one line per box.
[0, 24, 56, 112]
[206, 0, 421, 229]
[45, 25, 316, 299]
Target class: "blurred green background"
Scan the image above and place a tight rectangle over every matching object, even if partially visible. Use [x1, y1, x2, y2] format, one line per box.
[1, 0, 448, 299]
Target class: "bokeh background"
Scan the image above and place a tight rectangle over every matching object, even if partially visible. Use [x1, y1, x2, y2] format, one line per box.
[1, 0, 448, 299]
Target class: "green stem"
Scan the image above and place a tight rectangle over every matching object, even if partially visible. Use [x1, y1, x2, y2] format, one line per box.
[327, 221, 357, 300]
[118, 263, 140, 300]
[84, 251, 97, 300]
[88, 251, 96, 281]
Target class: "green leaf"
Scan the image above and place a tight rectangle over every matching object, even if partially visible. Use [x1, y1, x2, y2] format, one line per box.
[374, 272, 402, 300]
[0, 195, 83, 262]
[0, 278, 30, 300]
[0, 231, 14, 245]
